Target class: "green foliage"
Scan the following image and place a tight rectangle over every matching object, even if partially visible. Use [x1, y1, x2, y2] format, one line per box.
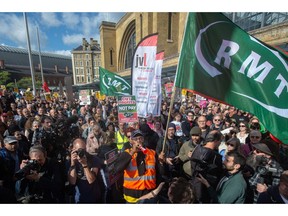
[0, 71, 11, 85]
[16, 76, 42, 89]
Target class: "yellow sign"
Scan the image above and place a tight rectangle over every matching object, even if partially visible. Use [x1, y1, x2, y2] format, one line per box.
[1, 85, 6, 90]
[45, 93, 52, 102]
[181, 89, 187, 96]
[25, 91, 33, 101]
[14, 87, 19, 93]
[53, 92, 59, 99]
[95, 91, 106, 101]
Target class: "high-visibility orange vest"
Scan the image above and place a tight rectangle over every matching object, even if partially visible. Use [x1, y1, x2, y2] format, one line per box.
[123, 149, 157, 191]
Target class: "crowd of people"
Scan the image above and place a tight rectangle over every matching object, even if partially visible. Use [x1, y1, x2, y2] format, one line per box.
[0, 89, 288, 204]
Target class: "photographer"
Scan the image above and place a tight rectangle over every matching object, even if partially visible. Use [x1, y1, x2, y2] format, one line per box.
[0, 136, 23, 195]
[31, 116, 57, 158]
[17, 146, 64, 203]
[190, 130, 224, 203]
[68, 138, 102, 203]
[246, 143, 283, 203]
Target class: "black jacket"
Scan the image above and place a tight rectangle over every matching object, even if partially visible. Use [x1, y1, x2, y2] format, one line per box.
[257, 185, 285, 203]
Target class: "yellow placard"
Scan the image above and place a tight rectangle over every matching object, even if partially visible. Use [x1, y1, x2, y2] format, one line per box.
[181, 89, 187, 96]
[45, 93, 52, 102]
[53, 92, 59, 99]
[14, 87, 19, 93]
[25, 91, 33, 101]
[1, 85, 6, 90]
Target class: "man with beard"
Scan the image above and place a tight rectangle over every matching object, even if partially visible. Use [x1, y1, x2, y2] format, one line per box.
[246, 143, 283, 203]
[178, 126, 202, 179]
[197, 151, 247, 203]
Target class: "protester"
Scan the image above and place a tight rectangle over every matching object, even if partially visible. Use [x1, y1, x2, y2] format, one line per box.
[114, 130, 160, 203]
[197, 151, 247, 203]
[178, 126, 202, 179]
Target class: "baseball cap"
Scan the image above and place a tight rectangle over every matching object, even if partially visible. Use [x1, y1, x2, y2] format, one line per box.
[4, 136, 18, 144]
[131, 130, 144, 138]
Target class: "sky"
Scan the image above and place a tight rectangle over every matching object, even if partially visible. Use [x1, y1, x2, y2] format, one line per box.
[0, 12, 125, 56]
[1, 0, 282, 57]
[1, 1, 284, 215]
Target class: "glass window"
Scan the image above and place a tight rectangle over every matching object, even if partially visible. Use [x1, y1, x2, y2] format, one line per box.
[125, 32, 136, 69]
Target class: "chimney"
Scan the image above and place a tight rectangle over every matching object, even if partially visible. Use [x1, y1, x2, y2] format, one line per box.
[55, 65, 58, 73]
[82, 38, 88, 51]
[65, 66, 69, 74]
[0, 60, 5, 69]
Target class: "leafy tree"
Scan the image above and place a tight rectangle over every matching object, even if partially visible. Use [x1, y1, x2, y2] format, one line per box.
[16, 76, 42, 89]
[0, 71, 11, 85]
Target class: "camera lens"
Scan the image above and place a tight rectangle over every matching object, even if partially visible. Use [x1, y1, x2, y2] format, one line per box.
[77, 148, 85, 158]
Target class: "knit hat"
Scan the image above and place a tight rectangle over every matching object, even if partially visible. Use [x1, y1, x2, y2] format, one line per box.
[190, 126, 202, 136]
[8, 125, 21, 136]
[253, 143, 273, 156]
[167, 122, 176, 130]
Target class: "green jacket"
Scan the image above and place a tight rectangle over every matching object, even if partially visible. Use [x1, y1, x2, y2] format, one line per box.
[207, 171, 247, 203]
[178, 140, 197, 177]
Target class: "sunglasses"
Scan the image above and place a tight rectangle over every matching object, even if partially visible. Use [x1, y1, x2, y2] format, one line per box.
[226, 143, 235, 147]
[214, 119, 221, 121]
[250, 136, 260, 139]
[239, 125, 246, 127]
[127, 135, 131, 138]
[131, 137, 144, 142]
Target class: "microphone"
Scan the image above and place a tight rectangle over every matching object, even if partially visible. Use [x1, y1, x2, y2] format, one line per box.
[138, 146, 148, 154]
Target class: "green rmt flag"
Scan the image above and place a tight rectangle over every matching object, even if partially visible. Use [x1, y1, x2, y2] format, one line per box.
[99, 67, 131, 96]
[175, 13, 288, 144]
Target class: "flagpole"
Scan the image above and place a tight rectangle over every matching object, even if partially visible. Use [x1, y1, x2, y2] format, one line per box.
[14, 79, 17, 88]
[24, 12, 37, 96]
[161, 12, 190, 153]
[36, 27, 45, 85]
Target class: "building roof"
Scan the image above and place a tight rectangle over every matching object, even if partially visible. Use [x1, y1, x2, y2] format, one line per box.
[72, 44, 101, 52]
[0, 45, 72, 75]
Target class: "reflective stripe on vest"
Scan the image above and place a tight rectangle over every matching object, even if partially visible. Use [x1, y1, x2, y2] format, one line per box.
[115, 131, 128, 150]
[123, 149, 156, 190]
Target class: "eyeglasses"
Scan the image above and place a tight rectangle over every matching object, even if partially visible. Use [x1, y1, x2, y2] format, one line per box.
[250, 136, 260, 139]
[131, 137, 144, 142]
[127, 135, 131, 138]
[188, 115, 193, 117]
[214, 119, 221, 121]
[239, 125, 246, 127]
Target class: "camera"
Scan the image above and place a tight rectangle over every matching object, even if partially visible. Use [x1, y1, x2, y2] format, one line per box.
[256, 156, 278, 175]
[15, 159, 41, 180]
[76, 148, 85, 158]
[256, 165, 278, 175]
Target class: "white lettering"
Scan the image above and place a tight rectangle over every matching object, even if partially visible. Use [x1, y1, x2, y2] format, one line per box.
[238, 51, 273, 83]
[274, 74, 288, 98]
[214, 40, 239, 69]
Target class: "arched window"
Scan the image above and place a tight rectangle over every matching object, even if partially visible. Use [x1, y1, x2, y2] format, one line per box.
[125, 32, 136, 69]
